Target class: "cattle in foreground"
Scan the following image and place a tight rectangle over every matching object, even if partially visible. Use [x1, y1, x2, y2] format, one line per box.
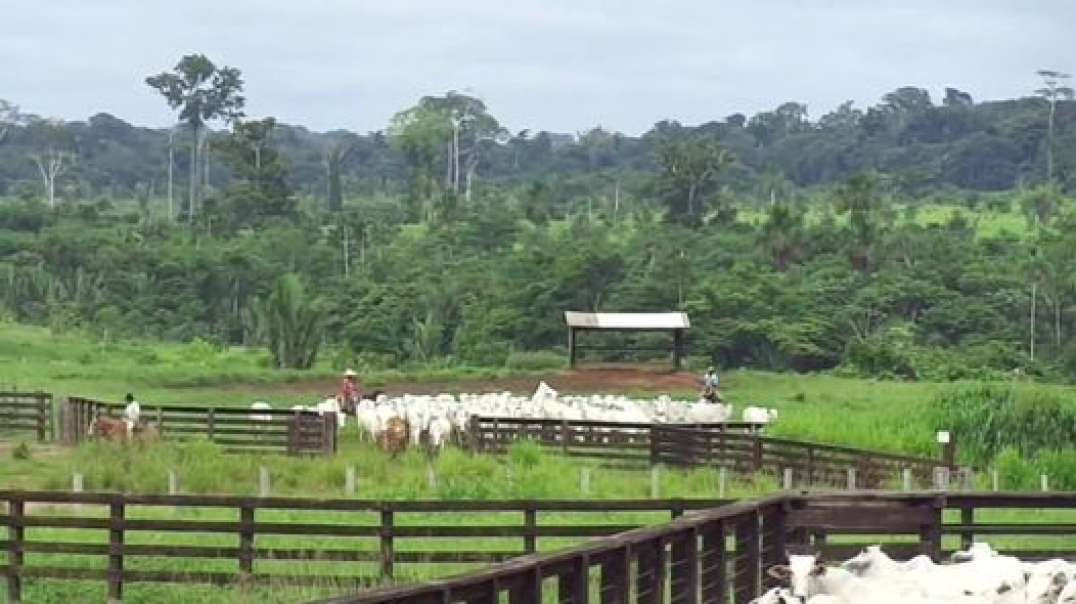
[757, 542, 1076, 604]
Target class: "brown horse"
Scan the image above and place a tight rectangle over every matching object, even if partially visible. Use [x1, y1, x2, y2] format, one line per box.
[88, 417, 130, 441]
[377, 417, 410, 455]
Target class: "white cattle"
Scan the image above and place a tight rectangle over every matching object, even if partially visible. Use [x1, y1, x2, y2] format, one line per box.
[743, 406, 779, 424]
[684, 402, 733, 423]
[249, 401, 272, 422]
[314, 397, 348, 430]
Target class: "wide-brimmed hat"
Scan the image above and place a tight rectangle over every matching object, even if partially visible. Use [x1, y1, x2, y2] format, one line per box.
[343, 369, 357, 377]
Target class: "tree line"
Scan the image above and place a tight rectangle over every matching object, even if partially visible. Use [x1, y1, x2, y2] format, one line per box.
[0, 55, 1073, 381]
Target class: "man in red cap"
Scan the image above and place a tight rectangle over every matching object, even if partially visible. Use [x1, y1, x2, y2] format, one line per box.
[338, 369, 362, 414]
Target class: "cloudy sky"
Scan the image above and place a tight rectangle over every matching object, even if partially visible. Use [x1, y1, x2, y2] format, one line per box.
[3, 1, 1071, 135]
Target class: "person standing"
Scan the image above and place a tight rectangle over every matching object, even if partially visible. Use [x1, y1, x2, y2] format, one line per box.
[338, 369, 362, 414]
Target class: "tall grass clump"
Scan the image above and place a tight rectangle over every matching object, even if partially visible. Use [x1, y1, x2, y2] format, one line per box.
[931, 385, 1076, 465]
[505, 350, 563, 371]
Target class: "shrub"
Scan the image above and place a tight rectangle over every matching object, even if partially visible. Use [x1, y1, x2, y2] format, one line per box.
[930, 386, 1076, 465]
[505, 350, 563, 371]
[12, 442, 30, 461]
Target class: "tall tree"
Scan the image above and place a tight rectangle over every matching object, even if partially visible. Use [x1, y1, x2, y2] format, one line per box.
[389, 92, 504, 205]
[146, 54, 245, 223]
[27, 119, 74, 209]
[654, 136, 733, 223]
[0, 99, 25, 144]
[1035, 70, 1074, 182]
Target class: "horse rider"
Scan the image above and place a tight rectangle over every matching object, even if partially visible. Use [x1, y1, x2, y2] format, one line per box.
[701, 366, 723, 403]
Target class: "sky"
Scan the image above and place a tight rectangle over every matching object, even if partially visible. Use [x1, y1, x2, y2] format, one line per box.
[3, 1, 1072, 135]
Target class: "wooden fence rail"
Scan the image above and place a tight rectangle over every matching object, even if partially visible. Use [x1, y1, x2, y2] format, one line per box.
[0, 491, 729, 602]
[469, 416, 766, 466]
[0, 392, 52, 442]
[470, 416, 952, 488]
[651, 425, 948, 488]
[314, 492, 1076, 604]
[60, 397, 337, 456]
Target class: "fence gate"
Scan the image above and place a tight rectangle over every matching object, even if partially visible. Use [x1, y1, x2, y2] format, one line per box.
[0, 391, 53, 441]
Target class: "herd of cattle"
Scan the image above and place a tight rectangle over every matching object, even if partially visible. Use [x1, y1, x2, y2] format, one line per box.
[756, 543, 1076, 604]
[85, 382, 779, 452]
[273, 382, 780, 452]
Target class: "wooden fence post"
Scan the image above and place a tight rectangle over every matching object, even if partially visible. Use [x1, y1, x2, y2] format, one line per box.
[636, 539, 665, 604]
[761, 506, 786, 592]
[782, 468, 793, 490]
[108, 501, 124, 603]
[207, 408, 216, 441]
[345, 466, 356, 496]
[751, 435, 763, 472]
[155, 407, 164, 437]
[718, 467, 727, 499]
[36, 394, 47, 442]
[902, 468, 912, 492]
[468, 415, 482, 452]
[734, 511, 761, 604]
[524, 503, 537, 554]
[559, 554, 590, 604]
[380, 508, 394, 579]
[239, 504, 255, 582]
[920, 499, 943, 562]
[7, 498, 24, 603]
[600, 547, 630, 604]
[259, 467, 270, 497]
[168, 470, 178, 495]
[670, 528, 699, 604]
[846, 468, 856, 491]
[700, 521, 727, 604]
[960, 505, 974, 551]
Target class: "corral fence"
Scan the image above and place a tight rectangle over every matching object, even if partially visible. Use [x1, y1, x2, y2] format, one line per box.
[469, 417, 953, 488]
[468, 417, 766, 467]
[650, 425, 948, 488]
[315, 492, 1076, 604]
[59, 397, 337, 456]
[0, 392, 52, 442]
[0, 491, 727, 602]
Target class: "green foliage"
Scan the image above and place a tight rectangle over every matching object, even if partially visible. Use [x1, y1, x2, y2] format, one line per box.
[505, 350, 564, 371]
[253, 274, 325, 369]
[930, 386, 1076, 465]
[12, 441, 30, 460]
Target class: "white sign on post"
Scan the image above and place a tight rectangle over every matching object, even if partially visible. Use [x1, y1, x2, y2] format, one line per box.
[936, 431, 951, 444]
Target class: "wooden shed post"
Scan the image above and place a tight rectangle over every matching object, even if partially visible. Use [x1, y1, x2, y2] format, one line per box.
[673, 329, 684, 371]
[568, 327, 577, 369]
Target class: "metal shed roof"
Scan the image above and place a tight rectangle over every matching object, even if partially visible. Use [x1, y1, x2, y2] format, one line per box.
[564, 312, 690, 330]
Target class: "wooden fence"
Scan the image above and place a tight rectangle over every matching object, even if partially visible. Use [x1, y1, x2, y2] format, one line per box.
[650, 425, 947, 488]
[0, 392, 52, 442]
[470, 417, 951, 488]
[314, 492, 1076, 604]
[0, 491, 728, 602]
[60, 397, 337, 456]
[469, 417, 766, 466]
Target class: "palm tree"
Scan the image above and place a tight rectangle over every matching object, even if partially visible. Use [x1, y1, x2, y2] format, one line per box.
[253, 274, 325, 369]
[835, 173, 883, 273]
[758, 203, 806, 271]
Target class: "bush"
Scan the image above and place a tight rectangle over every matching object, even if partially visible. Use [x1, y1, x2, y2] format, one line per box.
[505, 350, 563, 371]
[12, 442, 30, 461]
[930, 386, 1076, 465]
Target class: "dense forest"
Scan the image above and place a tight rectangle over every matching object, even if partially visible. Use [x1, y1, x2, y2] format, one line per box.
[1, 56, 1074, 381]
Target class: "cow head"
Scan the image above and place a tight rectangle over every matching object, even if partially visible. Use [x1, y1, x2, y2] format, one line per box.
[767, 552, 824, 598]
